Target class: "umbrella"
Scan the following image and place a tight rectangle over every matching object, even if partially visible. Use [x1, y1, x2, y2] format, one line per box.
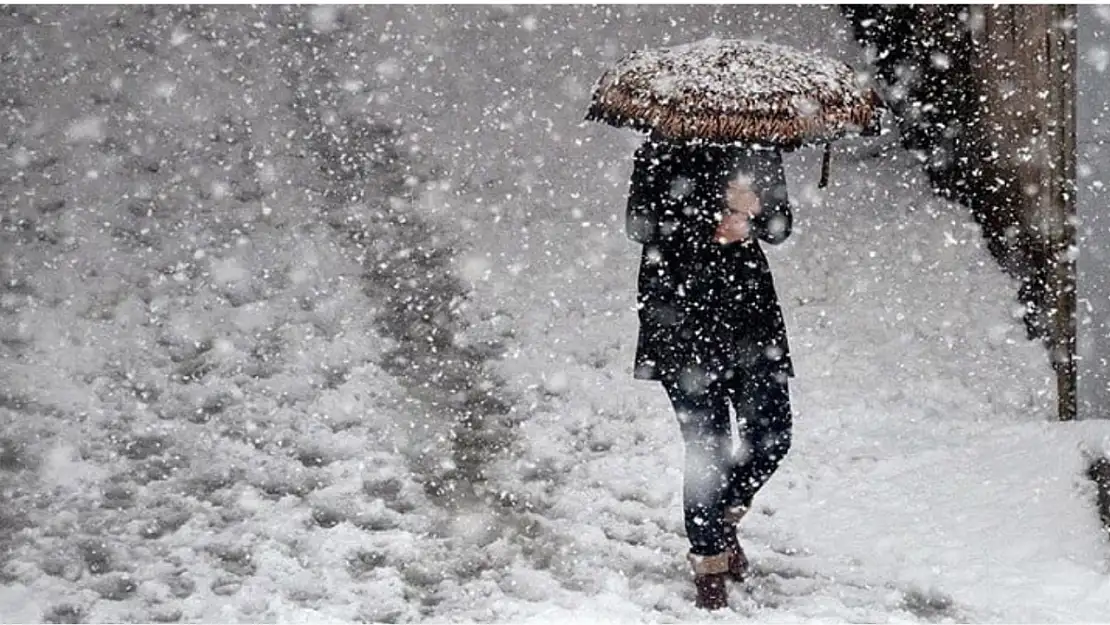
[585, 37, 883, 185]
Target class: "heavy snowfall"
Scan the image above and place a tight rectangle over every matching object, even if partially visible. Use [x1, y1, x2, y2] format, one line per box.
[2, 5, 1110, 623]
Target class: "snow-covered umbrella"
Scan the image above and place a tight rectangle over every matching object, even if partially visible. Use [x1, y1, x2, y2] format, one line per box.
[585, 38, 883, 185]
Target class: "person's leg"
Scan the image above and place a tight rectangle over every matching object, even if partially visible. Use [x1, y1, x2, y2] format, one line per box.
[661, 377, 734, 556]
[662, 376, 735, 609]
[724, 370, 793, 515]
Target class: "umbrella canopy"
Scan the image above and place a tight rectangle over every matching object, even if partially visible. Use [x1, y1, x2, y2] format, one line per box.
[585, 37, 882, 148]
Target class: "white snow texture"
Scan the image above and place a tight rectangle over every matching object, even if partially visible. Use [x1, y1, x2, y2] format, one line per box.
[604, 37, 863, 111]
[2, 5, 1109, 624]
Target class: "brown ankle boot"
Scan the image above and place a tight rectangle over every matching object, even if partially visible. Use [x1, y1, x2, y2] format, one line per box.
[722, 505, 750, 582]
[723, 534, 749, 583]
[687, 552, 730, 610]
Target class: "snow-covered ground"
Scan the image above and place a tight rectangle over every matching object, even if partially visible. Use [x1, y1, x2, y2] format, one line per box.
[2, 5, 1109, 623]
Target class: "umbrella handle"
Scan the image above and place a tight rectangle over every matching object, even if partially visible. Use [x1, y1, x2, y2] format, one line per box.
[819, 142, 831, 189]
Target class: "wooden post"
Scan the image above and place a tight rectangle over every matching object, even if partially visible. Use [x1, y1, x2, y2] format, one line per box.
[1053, 5, 1078, 421]
[971, 5, 1077, 421]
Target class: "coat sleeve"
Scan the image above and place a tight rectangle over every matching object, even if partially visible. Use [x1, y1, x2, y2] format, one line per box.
[749, 150, 793, 246]
[625, 142, 674, 244]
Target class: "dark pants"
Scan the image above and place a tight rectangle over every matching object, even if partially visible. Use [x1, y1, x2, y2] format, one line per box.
[662, 370, 792, 556]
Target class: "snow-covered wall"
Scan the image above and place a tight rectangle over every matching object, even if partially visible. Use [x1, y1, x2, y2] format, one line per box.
[1079, 5, 1110, 418]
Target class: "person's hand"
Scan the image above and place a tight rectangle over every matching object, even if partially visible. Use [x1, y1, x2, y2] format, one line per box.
[715, 180, 762, 245]
[715, 211, 752, 244]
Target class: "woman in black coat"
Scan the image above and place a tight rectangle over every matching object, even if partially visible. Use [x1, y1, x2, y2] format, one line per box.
[626, 136, 794, 609]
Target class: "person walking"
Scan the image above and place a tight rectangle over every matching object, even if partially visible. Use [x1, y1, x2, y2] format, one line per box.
[626, 135, 795, 610]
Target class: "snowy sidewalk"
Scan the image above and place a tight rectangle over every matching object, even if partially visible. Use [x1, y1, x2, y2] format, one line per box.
[452, 145, 1110, 621]
[388, 6, 1110, 618]
[2, 6, 1109, 623]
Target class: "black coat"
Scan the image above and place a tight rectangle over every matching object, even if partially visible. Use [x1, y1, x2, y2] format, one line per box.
[626, 139, 794, 386]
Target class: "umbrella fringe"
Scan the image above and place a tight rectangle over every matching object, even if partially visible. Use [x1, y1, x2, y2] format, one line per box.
[586, 81, 879, 146]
